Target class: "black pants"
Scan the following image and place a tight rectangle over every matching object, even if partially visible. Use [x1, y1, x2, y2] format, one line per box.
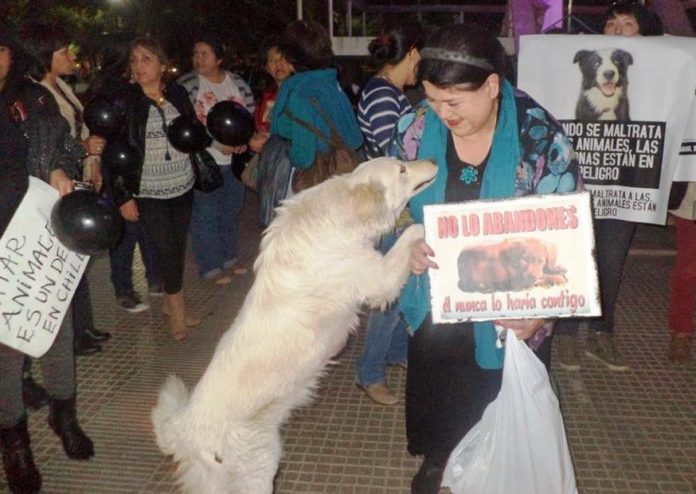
[136, 190, 194, 295]
[405, 315, 552, 465]
[555, 218, 636, 336]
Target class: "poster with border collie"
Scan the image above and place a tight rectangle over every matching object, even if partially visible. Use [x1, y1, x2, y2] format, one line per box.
[574, 48, 633, 122]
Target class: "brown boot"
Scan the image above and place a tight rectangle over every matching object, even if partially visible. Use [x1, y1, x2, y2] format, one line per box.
[165, 292, 188, 341]
[162, 292, 200, 328]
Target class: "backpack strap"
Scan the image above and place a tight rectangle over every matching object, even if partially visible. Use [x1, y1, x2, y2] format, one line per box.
[283, 96, 343, 146]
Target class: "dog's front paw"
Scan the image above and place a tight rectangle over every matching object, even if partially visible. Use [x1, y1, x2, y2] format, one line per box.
[400, 224, 425, 243]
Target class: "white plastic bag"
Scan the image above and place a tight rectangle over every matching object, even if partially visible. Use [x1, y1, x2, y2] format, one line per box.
[442, 332, 578, 494]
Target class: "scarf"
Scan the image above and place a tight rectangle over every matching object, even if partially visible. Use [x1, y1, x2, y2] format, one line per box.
[400, 79, 520, 369]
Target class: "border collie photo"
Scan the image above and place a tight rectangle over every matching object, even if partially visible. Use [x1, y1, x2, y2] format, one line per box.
[573, 48, 633, 121]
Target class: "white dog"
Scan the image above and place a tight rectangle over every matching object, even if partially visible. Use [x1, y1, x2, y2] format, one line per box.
[152, 157, 437, 493]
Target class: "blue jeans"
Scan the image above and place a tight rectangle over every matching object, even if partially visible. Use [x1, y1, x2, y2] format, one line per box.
[109, 219, 159, 297]
[356, 305, 409, 386]
[355, 232, 408, 386]
[191, 165, 245, 278]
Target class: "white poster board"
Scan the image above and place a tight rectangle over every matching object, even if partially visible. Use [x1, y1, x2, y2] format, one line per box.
[518, 34, 696, 224]
[0, 177, 89, 357]
[424, 192, 600, 324]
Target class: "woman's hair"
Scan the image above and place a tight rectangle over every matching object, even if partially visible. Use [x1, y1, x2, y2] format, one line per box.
[256, 35, 280, 73]
[418, 24, 506, 91]
[603, 1, 664, 36]
[368, 23, 426, 69]
[194, 33, 226, 62]
[0, 30, 29, 100]
[83, 33, 132, 102]
[129, 36, 170, 77]
[278, 20, 333, 72]
[19, 22, 71, 80]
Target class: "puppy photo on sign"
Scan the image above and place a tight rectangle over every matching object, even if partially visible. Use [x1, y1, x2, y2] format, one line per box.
[457, 238, 567, 293]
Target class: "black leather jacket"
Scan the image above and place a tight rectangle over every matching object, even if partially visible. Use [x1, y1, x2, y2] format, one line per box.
[3, 80, 81, 183]
[100, 80, 196, 206]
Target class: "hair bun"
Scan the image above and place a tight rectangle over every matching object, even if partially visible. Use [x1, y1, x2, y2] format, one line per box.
[368, 33, 395, 64]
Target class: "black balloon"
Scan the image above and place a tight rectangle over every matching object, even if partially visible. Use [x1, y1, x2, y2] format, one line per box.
[101, 140, 137, 172]
[83, 97, 125, 138]
[206, 101, 254, 147]
[167, 116, 212, 153]
[51, 189, 124, 256]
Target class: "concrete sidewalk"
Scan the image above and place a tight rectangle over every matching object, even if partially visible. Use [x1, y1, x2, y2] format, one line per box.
[1, 193, 693, 494]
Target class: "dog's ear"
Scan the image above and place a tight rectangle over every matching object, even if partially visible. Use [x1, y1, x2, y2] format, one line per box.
[612, 49, 633, 67]
[573, 50, 591, 65]
[350, 182, 389, 224]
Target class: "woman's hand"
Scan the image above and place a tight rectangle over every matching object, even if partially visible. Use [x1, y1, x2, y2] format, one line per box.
[83, 135, 106, 156]
[217, 144, 248, 155]
[120, 199, 139, 222]
[493, 319, 546, 341]
[248, 132, 269, 153]
[49, 169, 74, 197]
[410, 239, 438, 275]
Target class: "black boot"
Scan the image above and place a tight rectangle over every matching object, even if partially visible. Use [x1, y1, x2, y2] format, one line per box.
[411, 456, 445, 494]
[0, 417, 42, 494]
[73, 334, 102, 357]
[48, 396, 94, 460]
[22, 376, 48, 411]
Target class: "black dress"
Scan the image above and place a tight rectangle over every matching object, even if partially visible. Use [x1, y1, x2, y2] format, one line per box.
[405, 134, 552, 465]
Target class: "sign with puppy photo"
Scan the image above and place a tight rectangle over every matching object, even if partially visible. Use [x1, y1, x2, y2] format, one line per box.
[517, 35, 696, 225]
[423, 192, 600, 324]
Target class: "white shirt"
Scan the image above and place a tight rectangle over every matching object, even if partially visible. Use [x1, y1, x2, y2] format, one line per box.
[194, 73, 247, 165]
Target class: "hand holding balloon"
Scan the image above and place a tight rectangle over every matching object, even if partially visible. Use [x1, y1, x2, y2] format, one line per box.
[83, 135, 106, 156]
[49, 169, 74, 197]
[206, 101, 254, 147]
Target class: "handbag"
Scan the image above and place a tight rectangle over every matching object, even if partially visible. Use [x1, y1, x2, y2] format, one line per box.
[256, 135, 292, 226]
[190, 150, 224, 193]
[442, 331, 578, 494]
[284, 97, 359, 193]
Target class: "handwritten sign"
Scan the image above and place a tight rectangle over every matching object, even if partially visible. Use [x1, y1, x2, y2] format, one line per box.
[0, 177, 89, 357]
[424, 192, 600, 324]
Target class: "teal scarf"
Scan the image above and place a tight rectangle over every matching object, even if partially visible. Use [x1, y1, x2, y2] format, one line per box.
[400, 80, 520, 369]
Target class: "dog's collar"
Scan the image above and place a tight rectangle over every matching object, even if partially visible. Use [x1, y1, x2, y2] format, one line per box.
[420, 47, 494, 72]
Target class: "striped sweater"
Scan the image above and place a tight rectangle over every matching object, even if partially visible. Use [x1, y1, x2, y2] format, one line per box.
[357, 77, 412, 159]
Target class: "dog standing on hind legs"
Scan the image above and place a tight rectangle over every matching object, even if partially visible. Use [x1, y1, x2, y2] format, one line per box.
[152, 157, 437, 493]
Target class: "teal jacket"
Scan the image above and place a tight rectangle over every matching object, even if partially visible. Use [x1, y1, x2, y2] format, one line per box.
[270, 69, 363, 168]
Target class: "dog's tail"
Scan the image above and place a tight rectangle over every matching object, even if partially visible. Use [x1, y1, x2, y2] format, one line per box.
[152, 374, 190, 456]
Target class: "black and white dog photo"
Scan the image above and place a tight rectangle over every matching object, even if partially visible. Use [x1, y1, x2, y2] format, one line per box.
[573, 48, 633, 121]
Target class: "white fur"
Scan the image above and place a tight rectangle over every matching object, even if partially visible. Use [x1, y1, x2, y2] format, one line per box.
[152, 157, 437, 493]
[586, 48, 624, 120]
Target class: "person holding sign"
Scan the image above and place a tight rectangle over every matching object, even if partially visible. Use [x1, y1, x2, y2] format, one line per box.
[386, 25, 580, 493]
[0, 29, 94, 494]
[554, 0, 664, 372]
[22, 23, 112, 357]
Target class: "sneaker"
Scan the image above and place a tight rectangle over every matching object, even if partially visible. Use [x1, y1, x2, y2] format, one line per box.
[117, 292, 149, 313]
[557, 335, 581, 371]
[358, 383, 398, 405]
[667, 333, 693, 365]
[148, 282, 165, 297]
[585, 332, 630, 371]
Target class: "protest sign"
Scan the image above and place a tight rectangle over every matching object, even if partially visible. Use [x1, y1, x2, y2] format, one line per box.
[518, 35, 696, 223]
[0, 178, 89, 357]
[424, 192, 600, 324]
